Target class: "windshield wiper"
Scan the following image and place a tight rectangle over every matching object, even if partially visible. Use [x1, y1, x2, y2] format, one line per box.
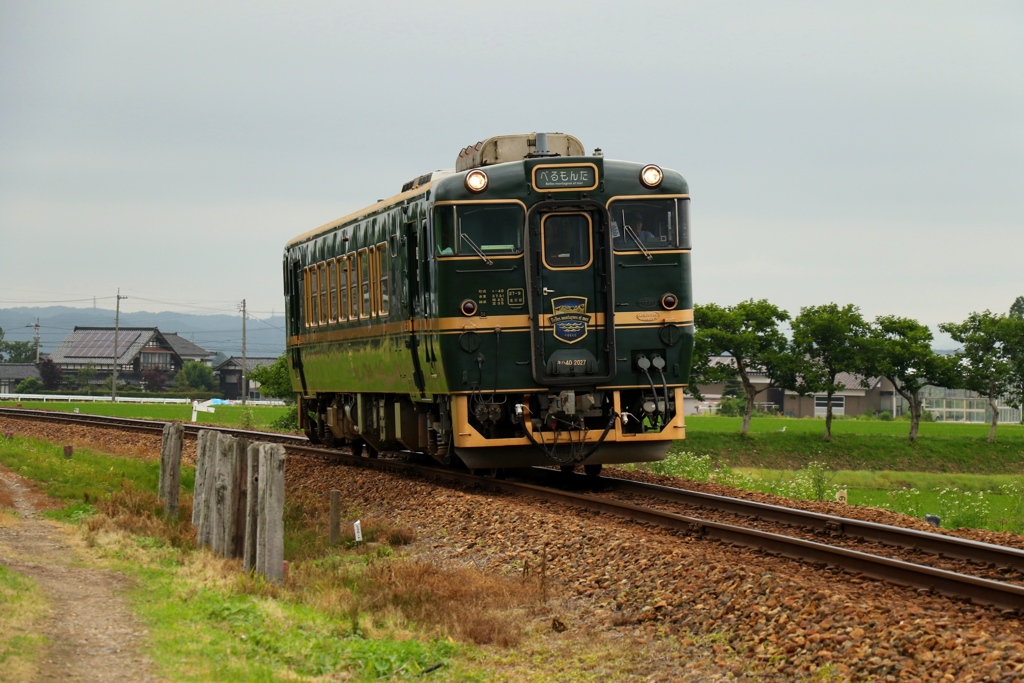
[460, 233, 493, 265]
[624, 225, 653, 261]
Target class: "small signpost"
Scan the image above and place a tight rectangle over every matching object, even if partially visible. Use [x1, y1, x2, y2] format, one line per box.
[191, 399, 216, 422]
[353, 520, 363, 543]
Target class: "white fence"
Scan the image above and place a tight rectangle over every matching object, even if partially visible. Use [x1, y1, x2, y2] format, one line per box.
[0, 393, 286, 406]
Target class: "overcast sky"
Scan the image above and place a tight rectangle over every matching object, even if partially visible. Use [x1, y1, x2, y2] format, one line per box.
[1, 1, 1021, 344]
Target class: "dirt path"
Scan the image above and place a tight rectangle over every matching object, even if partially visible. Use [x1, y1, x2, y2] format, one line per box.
[0, 466, 160, 682]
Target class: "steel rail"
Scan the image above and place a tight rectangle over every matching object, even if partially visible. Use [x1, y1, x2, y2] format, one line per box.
[518, 469, 1024, 574]
[4, 406, 1024, 610]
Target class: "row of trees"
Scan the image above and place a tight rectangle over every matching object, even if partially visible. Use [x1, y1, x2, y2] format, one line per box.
[10, 359, 217, 395]
[691, 297, 1024, 443]
[0, 326, 37, 363]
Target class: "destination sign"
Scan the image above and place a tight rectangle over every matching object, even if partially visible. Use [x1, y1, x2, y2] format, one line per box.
[533, 165, 598, 191]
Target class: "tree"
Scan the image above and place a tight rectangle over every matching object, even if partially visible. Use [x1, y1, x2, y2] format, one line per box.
[691, 300, 795, 434]
[76, 363, 98, 393]
[1010, 296, 1024, 319]
[248, 355, 294, 400]
[940, 311, 1021, 442]
[861, 316, 957, 443]
[36, 358, 63, 390]
[2, 341, 36, 363]
[172, 361, 216, 392]
[791, 303, 869, 442]
[140, 369, 165, 392]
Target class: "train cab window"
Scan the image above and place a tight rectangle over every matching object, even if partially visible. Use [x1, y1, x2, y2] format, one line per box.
[542, 213, 592, 269]
[318, 263, 328, 324]
[608, 199, 682, 252]
[434, 206, 456, 255]
[434, 203, 524, 256]
[327, 260, 338, 323]
[358, 249, 371, 319]
[377, 242, 390, 316]
[337, 257, 348, 321]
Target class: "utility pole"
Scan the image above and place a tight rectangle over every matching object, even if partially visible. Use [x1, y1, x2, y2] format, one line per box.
[112, 289, 127, 402]
[26, 318, 41, 362]
[239, 299, 247, 405]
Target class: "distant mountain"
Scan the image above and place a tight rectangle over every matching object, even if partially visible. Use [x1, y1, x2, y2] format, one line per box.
[0, 306, 285, 358]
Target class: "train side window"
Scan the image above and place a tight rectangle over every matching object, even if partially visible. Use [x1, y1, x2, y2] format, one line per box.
[608, 199, 679, 251]
[358, 249, 371, 319]
[377, 242, 390, 316]
[303, 267, 313, 328]
[347, 254, 358, 320]
[318, 263, 328, 324]
[434, 206, 456, 255]
[309, 266, 319, 326]
[327, 260, 338, 323]
[677, 198, 691, 249]
[368, 245, 378, 317]
[337, 257, 348, 321]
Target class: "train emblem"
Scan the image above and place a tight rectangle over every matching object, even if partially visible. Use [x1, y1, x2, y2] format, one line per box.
[550, 296, 591, 344]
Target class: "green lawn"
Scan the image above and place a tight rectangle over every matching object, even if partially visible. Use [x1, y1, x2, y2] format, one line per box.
[681, 415, 1024, 474]
[0, 400, 293, 431]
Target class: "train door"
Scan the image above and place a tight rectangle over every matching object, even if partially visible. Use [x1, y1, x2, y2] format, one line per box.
[527, 203, 616, 386]
[405, 218, 426, 395]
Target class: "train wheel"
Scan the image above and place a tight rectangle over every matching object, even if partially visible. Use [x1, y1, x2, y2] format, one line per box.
[583, 464, 603, 477]
[367, 445, 378, 459]
[304, 427, 321, 445]
[351, 440, 364, 457]
[560, 465, 576, 474]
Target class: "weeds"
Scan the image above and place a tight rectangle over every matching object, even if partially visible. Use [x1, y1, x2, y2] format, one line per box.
[886, 488, 925, 518]
[936, 487, 991, 530]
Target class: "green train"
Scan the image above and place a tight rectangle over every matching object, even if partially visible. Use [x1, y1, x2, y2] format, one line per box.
[283, 133, 693, 473]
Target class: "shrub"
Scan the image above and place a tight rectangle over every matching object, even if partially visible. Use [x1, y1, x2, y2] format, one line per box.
[649, 451, 713, 481]
[13, 378, 43, 393]
[717, 397, 746, 417]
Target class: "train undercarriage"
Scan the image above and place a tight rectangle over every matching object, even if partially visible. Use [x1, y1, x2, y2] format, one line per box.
[299, 386, 684, 471]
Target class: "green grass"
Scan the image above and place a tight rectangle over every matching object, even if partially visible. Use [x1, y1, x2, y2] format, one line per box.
[0, 562, 48, 681]
[0, 434, 194, 506]
[682, 415, 1024, 474]
[126, 564, 469, 682]
[0, 400, 293, 431]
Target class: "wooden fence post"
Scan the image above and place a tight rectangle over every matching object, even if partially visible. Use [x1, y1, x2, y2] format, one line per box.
[192, 430, 212, 540]
[255, 443, 286, 583]
[329, 490, 342, 545]
[158, 422, 183, 520]
[243, 442, 260, 573]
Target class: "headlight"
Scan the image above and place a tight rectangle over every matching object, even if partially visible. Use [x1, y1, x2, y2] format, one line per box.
[460, 299, 478, 316]
[661, 293, 678, 310]
[465, 169, 488, 193]
[640, 164, 663, 188]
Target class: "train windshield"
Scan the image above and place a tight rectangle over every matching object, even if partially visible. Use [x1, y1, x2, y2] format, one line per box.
[435, 203, 524, 256]
[608, 198, 689, 251]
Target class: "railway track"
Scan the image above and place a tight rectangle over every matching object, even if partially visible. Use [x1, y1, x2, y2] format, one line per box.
[4, 405, 1024, 612]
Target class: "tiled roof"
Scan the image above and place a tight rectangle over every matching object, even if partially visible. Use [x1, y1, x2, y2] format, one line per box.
[215, 356, 279, 372]
[0, 364, 41, 381]
[49, 327, 162, 367]
[163, 333, 213, 359]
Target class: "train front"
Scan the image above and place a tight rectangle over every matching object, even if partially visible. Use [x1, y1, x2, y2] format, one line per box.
[430, 133, 693, 470]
